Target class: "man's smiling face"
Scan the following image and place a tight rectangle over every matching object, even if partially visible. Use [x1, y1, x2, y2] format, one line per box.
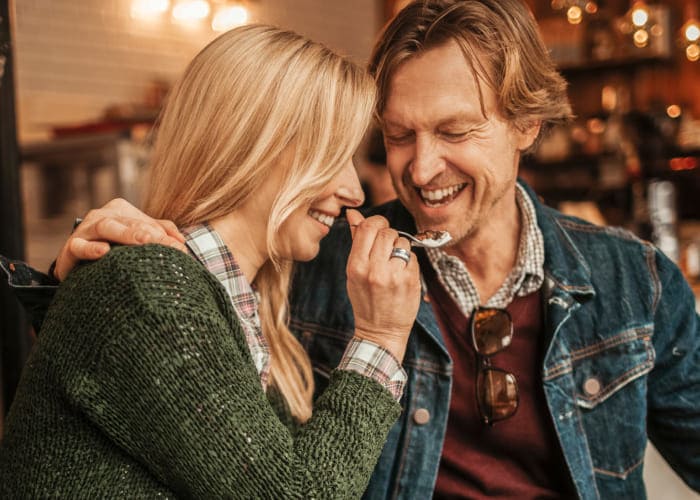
[382, 40, 539, 246]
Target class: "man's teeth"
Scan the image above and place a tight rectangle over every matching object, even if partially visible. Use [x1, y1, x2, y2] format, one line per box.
[420, 183, 467, 206]
[309, 210, 335, 228]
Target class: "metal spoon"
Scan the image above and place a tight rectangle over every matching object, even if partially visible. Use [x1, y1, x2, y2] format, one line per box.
[397, 230, 452, 248]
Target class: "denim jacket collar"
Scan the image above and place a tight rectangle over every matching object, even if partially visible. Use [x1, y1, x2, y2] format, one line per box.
[520, 181, 595, 299]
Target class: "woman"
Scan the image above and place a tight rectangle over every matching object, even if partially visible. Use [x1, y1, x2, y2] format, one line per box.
[0, 25, 420, 498]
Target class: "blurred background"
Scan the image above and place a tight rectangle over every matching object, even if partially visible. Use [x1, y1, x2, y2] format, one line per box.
[0, 1, 698, 497]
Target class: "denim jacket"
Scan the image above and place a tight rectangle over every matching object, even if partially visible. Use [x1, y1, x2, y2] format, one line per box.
[3, 184, 699, 499]
[288, 183, 700, 499]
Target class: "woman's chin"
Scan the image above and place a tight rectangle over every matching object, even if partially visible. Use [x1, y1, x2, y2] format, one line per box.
[290, 243, 321, 262]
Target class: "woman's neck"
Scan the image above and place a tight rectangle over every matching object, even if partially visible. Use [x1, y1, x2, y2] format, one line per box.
[210, 211, 268, 284]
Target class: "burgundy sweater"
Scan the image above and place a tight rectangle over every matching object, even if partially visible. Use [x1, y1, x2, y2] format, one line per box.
[419, 254, 577, 499]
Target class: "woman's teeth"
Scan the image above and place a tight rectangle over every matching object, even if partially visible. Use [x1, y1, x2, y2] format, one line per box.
[420, 183, 467, 207]
[309, 210, 335, 228]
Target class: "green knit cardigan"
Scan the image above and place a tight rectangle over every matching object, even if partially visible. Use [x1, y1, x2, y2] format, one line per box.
[0, 244, 402, 499]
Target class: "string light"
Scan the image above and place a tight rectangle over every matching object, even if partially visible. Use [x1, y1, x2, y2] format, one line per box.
[131, 0, 253, 31]
[551, 0, 598, 25]
[680, 4, 700, 62]
[212, 5, 249, 31]
[131, 0, 170, 19]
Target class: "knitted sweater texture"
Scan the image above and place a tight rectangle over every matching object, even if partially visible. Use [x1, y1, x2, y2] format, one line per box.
[0, 244, 401, 499]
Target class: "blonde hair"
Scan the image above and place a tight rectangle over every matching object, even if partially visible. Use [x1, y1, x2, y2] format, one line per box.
[370, 0, 573, 149]
[143, 24, 376, 422]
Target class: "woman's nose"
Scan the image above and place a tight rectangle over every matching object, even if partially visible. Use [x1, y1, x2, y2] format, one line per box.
[334, 161, 365, 207]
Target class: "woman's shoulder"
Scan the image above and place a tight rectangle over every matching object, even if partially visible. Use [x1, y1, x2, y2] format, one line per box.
[62, 244, 229, 316]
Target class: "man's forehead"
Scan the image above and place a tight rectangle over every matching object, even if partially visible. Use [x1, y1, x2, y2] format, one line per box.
[381, 40, 494, 116]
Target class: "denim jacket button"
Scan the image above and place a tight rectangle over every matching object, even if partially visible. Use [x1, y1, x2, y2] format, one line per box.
[413, 408, 430, 425]
[583, 377, 602, 396]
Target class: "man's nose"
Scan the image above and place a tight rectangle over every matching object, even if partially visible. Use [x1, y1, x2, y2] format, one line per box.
[409, 136, 443, 186]
[335, 161, 365, 207]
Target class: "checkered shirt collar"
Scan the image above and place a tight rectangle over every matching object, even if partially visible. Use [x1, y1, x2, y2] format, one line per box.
[425, 184, 545, 315]
[181, 223, 269, 389]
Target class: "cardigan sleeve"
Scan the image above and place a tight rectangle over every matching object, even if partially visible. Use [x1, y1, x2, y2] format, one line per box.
[50, 244, 401, 499]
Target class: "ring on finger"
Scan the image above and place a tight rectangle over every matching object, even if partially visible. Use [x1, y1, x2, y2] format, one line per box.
[390, 246, 411, 265]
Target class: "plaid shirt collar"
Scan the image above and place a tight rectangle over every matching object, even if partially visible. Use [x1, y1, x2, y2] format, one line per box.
[181, 223, 270, 390]
[426, 184, 545, 315]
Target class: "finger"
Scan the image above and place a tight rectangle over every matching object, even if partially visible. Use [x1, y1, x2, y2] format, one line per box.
[156, 219, 186, 243]
[93, 217, 149, 245]
[345, 209, 365, 240]
[369, 227, 399, 265]
[54, 239, 110, 281]
[148, 229, 189, 253]
[348, 215, 389, 265]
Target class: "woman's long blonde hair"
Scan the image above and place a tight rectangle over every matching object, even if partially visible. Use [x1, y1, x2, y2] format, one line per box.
[143, 24, 376, 422]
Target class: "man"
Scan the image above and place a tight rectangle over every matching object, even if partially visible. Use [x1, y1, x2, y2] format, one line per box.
[2, 1, 699, 498]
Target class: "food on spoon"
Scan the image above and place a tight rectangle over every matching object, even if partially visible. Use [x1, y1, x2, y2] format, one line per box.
[414, 230, 451, 244]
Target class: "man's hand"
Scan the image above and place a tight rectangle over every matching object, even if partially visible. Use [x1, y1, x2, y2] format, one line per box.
[53, 198, 187, 281]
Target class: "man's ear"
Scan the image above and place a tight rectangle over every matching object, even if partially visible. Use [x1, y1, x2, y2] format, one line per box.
[517, 120, 542, 151]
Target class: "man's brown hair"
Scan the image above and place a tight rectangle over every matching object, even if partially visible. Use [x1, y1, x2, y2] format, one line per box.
[369, 0, 573, 143]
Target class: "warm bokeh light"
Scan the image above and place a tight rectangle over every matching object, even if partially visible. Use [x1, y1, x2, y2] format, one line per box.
[587, 118, 606, 135]
[670, 157, 698, 171]
[601, 85, 617, 112]
[685, 22, 700, 42]
[633, 29, 649, 47]
[584, 2, 598, 15]
[551, 0, 565, 9]
[212, 5, 249, 31]
[687, 43, 700, 62]
[567, 5, 583, 24]
[631, 4, 649, 27]
[131, 0, 170, 19]
[172, 0, 210, 22]
[666, 104, 682, 119]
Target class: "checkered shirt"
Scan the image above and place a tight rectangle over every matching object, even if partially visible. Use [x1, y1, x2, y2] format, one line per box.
[426, 184, 545, 316]
[183, 223, 406, 401]
[183, 223, 270, 391]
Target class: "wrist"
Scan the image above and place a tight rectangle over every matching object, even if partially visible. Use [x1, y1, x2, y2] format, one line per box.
[353, 326, 408, 362]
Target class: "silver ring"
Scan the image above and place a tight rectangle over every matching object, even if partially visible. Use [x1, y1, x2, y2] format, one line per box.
[390, 247, 411, 265]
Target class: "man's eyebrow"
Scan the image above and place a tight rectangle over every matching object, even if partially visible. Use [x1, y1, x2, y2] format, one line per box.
[437, 113, 485, 127]
[383, 113, 486, 131]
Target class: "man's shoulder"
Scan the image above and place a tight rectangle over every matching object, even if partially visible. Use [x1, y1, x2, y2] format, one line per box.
[538, 201, 654, 256]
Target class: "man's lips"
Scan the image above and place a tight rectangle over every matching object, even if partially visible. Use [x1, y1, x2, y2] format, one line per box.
[416, 182, 468, 207]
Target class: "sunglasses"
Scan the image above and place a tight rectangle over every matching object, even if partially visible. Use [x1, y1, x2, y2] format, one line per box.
[471, 307, 519, 425]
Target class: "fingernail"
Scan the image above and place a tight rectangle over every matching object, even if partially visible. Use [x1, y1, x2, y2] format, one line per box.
[172, 241, 188, 252]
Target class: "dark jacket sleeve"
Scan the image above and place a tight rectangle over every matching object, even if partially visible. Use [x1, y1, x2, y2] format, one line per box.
[647, 248, 700, 492]
[0, 254, 58, 332]
[46, 244, 402, 498]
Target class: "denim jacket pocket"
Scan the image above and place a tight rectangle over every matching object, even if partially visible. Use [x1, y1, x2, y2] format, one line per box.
[571, 326, 655, 478]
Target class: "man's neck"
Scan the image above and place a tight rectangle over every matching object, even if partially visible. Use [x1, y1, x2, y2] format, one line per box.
[443, 195, 522, 303]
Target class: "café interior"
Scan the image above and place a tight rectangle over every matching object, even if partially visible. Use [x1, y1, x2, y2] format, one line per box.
[0, 1, 699, 497]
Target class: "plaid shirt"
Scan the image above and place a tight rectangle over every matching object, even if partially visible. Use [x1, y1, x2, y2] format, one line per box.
[183, 223, 406, 400]
[426, 184, 545, 316]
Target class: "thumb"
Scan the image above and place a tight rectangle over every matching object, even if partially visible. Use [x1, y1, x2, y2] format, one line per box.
[345, 209, 365, 240]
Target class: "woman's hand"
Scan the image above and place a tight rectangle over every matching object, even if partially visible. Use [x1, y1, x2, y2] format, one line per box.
[345, 209, 421, 363]
[53, 198, 187, 281]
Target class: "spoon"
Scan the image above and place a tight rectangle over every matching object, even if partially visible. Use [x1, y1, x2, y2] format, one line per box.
[349, 224, 452, 249]
[397, 230, 452, 248]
